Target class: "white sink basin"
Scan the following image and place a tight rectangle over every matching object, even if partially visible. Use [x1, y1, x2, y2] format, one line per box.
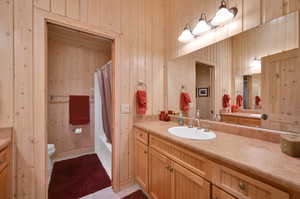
[168, 126, 216, 140]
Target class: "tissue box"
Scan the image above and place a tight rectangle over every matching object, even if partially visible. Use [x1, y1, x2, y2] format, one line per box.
[281, 134, 300, 157]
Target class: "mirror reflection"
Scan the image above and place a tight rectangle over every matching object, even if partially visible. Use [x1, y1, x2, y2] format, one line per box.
[167, 12, 300, 133]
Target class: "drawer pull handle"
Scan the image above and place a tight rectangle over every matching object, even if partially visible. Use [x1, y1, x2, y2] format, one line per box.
[239, 182, 247, 190]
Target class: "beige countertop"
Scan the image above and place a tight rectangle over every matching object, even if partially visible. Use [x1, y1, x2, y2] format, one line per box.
[134, 121, 300, 192]
[0, 137, 11, 151]
[221, 112, 262, 119]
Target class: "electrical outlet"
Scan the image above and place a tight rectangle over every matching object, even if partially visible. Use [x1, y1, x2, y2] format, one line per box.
[121, 104, 130, 113]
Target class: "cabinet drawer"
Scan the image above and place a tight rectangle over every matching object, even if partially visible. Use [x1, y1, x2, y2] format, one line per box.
[213, 185, 236, 199]
[0, 147, 9, 173]
[135, 128, 149, 145]
[213, 165, 289, 199]
[149, 135, 212, 181]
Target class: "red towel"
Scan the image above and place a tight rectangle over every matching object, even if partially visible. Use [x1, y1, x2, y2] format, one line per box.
[69, 95, 90, 125]
[236, 95, 243, 107]
[180, 92, 191, 113]
[136, 90, 147, 115]
[255, 96, 261, 106]
[223, 94, 231, 108]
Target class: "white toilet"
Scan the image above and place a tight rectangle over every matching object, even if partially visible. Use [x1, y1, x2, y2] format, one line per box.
[48, 144, 56, 174]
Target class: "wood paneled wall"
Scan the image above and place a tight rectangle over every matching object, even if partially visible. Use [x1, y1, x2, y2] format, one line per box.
[0, 0, 13, 128]
[232, 12, 299, 102]
[11, 0, 166, 198]
[167, 39, 232, 116]
[166, 0, 300, 59]
[47, 25, 111, 159]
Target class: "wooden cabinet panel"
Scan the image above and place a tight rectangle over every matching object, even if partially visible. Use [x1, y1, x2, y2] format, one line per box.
[135, 141, 148, 191]
[0, 167, 9, 199]
[221, 115, 239, 124]
[135, 128, 149, 145]
[149, 148, 172, 199]
[0, 147, 9, 173]
[213, 165, 289, 199]
[171, 162, 210, 199]
[238, 118, 261, 127]
[150, 135, 212, 181]
[213, 186, 236, 199]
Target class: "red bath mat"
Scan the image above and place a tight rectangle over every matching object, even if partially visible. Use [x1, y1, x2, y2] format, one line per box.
[48, 154, 111, 199]
[122, 190, 148, 199]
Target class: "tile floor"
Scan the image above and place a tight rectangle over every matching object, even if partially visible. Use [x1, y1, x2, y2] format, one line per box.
[80, 184, 140, 199]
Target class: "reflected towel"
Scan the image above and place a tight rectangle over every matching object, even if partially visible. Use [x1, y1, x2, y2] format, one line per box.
[180, 92, 191, 113]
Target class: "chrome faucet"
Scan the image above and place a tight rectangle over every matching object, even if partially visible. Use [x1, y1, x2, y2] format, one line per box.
[195, 118, 201, 129]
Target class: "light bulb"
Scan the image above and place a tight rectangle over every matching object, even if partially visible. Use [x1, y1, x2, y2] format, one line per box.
[192, 19, 211, 35]
[211, 7, 234, 26]
[250, 58, 261, 72]
[178, 27, 194, 43]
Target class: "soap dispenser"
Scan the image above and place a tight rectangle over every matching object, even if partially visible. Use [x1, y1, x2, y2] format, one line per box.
[178, 112, 184, 126]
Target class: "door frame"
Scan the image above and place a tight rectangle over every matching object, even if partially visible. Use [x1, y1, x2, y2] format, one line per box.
[34, 9, 121, 197]
[195, 61, 216, 120]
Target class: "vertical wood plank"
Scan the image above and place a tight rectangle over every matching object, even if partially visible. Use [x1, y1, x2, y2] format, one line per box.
[34, 0, 50, 11]
[51, 0, 66, 16]
[14, 0, 35, 198]
[0, 0, 13, 128]
[243, 0, 261, 31]
[101, 0, 121, 31]
[66, 0, 80, 20]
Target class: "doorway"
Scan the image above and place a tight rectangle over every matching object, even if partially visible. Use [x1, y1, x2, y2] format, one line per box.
[46, 23, 114, 198]
[195, 62, 215, 120]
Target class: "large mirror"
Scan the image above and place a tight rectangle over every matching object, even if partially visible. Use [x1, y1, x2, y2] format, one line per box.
[167, 12, 300, 133]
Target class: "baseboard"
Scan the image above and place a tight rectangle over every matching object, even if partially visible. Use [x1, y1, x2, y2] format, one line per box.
[53, 147, 94, 161]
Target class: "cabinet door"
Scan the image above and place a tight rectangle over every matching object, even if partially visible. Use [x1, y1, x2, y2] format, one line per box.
[149, 148, 172, 199]
[135, 141, 148, 191]
[213, 186, 236, 199]
[171, 162, 210, 199]
[0, 167, 8, 199]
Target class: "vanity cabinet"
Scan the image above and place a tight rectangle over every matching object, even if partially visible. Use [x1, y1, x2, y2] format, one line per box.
[0, 145, 10, 199]
[213, 186, 237, 199]
[134, 127, 290, 199]
[149, 148, 210, 199]
[135, 128, 149, 191]
[149, 149, 172, 199]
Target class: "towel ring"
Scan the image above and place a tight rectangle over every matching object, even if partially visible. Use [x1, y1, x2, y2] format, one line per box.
[136, 80, 147, 90]
[181, 85, 187, 92]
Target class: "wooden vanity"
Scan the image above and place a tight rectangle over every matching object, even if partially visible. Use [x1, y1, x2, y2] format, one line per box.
[134, 121, 300, 199]
[0, 128, 12, 199]
[220, 112, 261, 127]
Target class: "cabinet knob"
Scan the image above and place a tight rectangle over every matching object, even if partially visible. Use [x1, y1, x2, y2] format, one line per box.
[169, 167, 174, 172]
[165, 166, 170, 170]
[239, 182, 247, 190]
[0, 160, 3, 165]
[144, 150, 148, 154]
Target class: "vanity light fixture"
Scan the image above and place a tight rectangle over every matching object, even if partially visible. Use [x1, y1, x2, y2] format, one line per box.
[250, 57, 262, 69]
[192, 13, 212, 35]
[177, 0, 238, 43]
[178, 25, 194, 43]
[211, 0, 238, 26]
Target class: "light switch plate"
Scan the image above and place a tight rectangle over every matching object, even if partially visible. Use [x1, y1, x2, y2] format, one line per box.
[121, 104, 130, 113]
